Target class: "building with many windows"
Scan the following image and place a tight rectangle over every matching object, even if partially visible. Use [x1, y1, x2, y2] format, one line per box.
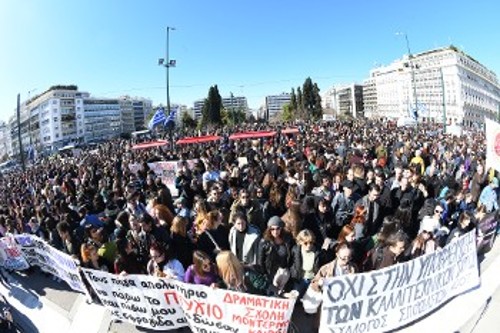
[222, 95, 248, 114]
[0, 122, 12, 159]
[363, 46, 500, 128]
[4, 86, 153, 157]
[8, 85, 89, 156]
[323, 84, 364, 118]
[265, 93, 291, 120]
[83, 98, 122, 143]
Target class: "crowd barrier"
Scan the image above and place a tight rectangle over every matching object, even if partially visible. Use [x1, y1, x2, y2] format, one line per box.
[0, 227, 489, 333]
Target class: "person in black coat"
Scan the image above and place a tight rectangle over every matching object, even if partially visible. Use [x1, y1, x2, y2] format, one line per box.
[290, 229, 320, 298]
[257, 216, 294, 288]
[196, 210, 230, 261]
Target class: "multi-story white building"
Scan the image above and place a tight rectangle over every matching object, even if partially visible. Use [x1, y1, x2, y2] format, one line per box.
[364, 46, 500, 127]
[83, 98, 122, 143]
[119, 96, 156, 133]
[192, 96, 248, 121]
[192, 99, 205, 121]
[265, 93, 291, 120]
[362, 78, 377, 117]
[323, 84, 364, 118]
[222, 95, 248, 114]
[8, 85, 89, 155]
[0, 122, 12, 159]
[5, 86, 154, 157]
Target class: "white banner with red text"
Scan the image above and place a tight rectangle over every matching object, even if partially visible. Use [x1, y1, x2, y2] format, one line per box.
[81, 268, 296, 332]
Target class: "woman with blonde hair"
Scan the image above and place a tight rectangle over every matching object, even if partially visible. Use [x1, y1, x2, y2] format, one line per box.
[170, 216, 195, 268]
[216, 251, 246, 292]
[290, 229, 319, 298]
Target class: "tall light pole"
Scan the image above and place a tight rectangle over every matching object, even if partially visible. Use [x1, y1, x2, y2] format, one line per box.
[158, 26, 176, 146]
[396, 32, 419, 123]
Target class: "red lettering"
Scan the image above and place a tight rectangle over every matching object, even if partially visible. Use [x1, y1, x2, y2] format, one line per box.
[163, 291, 178, 305]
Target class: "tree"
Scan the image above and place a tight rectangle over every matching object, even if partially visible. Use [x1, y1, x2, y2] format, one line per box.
[202, 85, 223, 125]
[290, 88, 297, 112]
[181, 111, 197, 129]
[302, 77, 323, 121]
[281, 104, 294, 122]
[296, 87, 303, 118]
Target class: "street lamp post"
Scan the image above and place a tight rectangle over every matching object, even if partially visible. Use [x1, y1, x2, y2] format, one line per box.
[158, 26, 176, 148]
[396, 32, 419, 124]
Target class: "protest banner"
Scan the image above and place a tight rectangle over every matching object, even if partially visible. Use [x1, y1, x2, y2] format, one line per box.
[176, 282, 296, 333]
[81, 269, 187, 330]
[14, 234, 87, 293]
[0, 236, 29, 271]
[148, 161, 178, 196]
[128, 162, 143, 175]
[476, 212, 498, 254]
[129, 159, 198, 198]
[319, 231, 479, 333]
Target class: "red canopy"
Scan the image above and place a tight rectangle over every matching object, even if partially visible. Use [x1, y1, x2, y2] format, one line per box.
[229, 131, 277, 140]
[282, 127, 300, 134]
[131, 140, 168, 150]
[176, 135, 222, 144]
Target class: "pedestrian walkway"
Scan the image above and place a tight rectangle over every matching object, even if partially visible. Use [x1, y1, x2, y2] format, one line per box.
[0, 269, 108, 333]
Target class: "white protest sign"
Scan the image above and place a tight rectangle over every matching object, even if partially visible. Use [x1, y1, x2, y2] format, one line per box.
[81, 269, 187, 330]
[0, 236, 29, 271]
[176, 282, 296, 333]
[15, 234, 87, 293]
[128, 162, 143, 175]
[148, 161, 178, 196]
[319, 231, 479, 333]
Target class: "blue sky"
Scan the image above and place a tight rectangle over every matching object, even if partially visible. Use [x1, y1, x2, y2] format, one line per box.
[1, 0, 499, 121]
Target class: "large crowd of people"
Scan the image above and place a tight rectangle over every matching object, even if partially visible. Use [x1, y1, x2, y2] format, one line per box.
[0, 119, 497, 324]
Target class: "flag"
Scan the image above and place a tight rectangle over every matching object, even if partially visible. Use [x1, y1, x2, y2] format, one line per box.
[164, 106, 178, 126]
[148, 107, 167, 130]
[485, 118, 500, 173]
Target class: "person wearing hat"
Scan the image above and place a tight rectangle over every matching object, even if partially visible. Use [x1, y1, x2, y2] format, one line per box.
[257, 216, 294, 295]
[478, 177, 499, 213]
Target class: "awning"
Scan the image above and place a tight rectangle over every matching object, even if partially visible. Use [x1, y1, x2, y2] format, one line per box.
[229, 131, 277, 140]
[282, 128, 300, 134]
[176, 135, 222, 144]
[131, 140, 169, 150]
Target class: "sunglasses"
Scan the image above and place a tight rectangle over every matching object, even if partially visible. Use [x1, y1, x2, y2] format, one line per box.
[435, 209, 443, 214]
[338, 256, 351, 261]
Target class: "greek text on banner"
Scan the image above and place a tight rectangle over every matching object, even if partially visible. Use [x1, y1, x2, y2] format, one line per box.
[319, 231, 479, 333]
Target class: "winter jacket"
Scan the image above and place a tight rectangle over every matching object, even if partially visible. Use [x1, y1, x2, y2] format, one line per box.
[229, 225, 261, 265]
[289, 245, 320, 280]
